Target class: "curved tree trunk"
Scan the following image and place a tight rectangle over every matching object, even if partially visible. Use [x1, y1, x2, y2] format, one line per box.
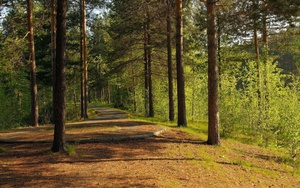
[52, 0, 67, 152]
[207, 0, 220, 145]
[175, 0, 187, 127]
[27, 0, 39, 127]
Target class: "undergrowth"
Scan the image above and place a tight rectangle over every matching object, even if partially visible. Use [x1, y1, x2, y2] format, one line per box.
[65, 144, 76, 156]
[0, 146, 5, 153]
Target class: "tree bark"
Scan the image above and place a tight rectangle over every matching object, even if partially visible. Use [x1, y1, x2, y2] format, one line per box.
[167, 0, 174, 122]
[217, 16, 222, 92]
[207, 0, 220, 145]
[253, 0, 262, 125]
[52, 0, 67, 153]
[51, 0, 56, 124]
[262, 0, 268, 49]
[175, 0, 187, 127]
[132, 68, 137, 112]
[80, 0, 85, 119]
[27, 0, 39, 127]
[143, 24, 149, 116]
[80, 0, 88, 119]
[254, 28, 259, 60]
[147, 10, 154, 118]
[262, 0, 269, 125]
[148, 37, 154, 118]
[143, 6, 154, 118]
[252, 0, 260, 60]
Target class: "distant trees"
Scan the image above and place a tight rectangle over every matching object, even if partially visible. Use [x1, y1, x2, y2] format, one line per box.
[107, 0, 167, 116]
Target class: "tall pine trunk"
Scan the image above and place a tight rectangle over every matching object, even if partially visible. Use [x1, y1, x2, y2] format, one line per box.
[27, 0, 39, 127]
[254, 27, 261, 113]
[262, 1, 269, 133]
[51, 0, 56, 123]
[80, 0, 88, 119]
[253, 0, 262, 125]
[52, 0, 67, 152]
[262, 0, 268, 49]
[147, 37, 154, 118]
[167, 0, 174, 122]
[207, 0, 220, 145]
[175, 0, 187, 127]
[143, 8, 154, 118]
[143, 25, 149, 116]
[147, 10, 154, 118]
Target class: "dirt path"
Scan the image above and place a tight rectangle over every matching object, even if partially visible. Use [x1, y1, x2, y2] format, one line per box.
[0, 107, 165, 143]
[0, 107, 299, 187]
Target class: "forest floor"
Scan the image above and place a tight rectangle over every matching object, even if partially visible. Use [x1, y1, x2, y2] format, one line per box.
[0, 107, 299, 188]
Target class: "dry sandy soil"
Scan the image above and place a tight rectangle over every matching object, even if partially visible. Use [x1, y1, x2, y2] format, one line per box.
[0, 107, 299, 188]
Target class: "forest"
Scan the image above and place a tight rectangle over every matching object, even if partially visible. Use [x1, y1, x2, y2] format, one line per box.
[0, 0, 300, 157]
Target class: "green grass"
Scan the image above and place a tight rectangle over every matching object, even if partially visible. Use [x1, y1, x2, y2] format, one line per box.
[179, 126, 207, 140]
[0, 146, 5, 153]
[65, 144, 76, 156]
[102, 106, 300, 175]
[234, 158, 253, 168]
[90, 101, 115, 109]
[128, 113, 176, 127]
[129, 112, 207, 133]
[87, 108, 99, 118]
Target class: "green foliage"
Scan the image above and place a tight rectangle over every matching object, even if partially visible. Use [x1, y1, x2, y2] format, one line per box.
[66, 104, 81, 122]
[4, 92, 30, 127]
[0, 43, 31, 129]
[220, 59, 300, 157]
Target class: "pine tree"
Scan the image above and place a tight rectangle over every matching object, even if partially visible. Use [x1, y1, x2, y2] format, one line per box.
[52, 0, 67, 153]
[175, 0, 187, 127]
[207, 0, 220, 145]
[166, 0, 174, 122]
[26, 0, 39, 127]
[80, 0, 88, 119]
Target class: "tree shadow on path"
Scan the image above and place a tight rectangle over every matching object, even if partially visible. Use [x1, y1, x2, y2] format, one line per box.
[0, 106, 165, 144]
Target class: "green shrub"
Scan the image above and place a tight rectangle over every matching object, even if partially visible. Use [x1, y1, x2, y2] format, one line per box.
[219, 59, 300, 157]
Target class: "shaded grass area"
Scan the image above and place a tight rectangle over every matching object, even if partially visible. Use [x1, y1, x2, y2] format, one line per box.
[126, 110, 300, 175]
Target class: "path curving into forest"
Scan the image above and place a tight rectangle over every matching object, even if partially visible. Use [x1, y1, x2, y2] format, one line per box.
[0, 106, 166, 144]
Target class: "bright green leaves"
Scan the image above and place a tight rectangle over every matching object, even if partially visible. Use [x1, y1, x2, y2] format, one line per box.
[219, 59, 300, 156]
